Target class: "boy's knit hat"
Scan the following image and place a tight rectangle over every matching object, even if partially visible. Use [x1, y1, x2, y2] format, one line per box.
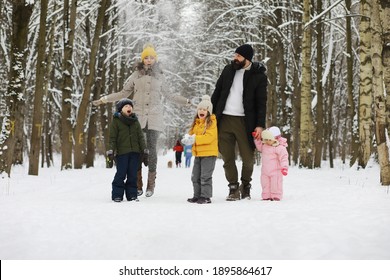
[261, 130, 275, 141]
[116, 98, 133, 112]
[141, 43, 158, 61]
[269, 126, 281, 138]
[197, 95, 213, 115]
[235, 44, 254, 61]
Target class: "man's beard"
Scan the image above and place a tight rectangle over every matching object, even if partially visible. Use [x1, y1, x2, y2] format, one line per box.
[233, 59, 246, 70]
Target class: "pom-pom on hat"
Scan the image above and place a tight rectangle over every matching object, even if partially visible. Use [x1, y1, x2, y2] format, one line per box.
[197, 95, 213, 115]
[141, 43, 158, 61]
[235, 44, 254, 61]
[116, 98, 134, 112]
[269, 126, 281, 138]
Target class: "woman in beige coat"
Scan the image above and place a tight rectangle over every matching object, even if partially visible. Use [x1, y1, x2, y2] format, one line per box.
[93, 43, 190, 197]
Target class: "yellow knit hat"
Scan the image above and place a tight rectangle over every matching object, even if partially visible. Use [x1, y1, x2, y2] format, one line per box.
[141, 43, 158, 61]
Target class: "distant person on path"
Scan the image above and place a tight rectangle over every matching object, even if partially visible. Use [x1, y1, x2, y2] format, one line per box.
[254, 126, 288, 201]
[173, 140, 183, 168]
[211, 44, 268, 201]
[182, 95, 218, 204]
[184, 144, 193, 168]
[107, 99, 148, 202]
[93, 43, 190, 197]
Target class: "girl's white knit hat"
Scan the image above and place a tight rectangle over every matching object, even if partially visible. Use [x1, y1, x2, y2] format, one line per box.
[197, 95, 213, 115]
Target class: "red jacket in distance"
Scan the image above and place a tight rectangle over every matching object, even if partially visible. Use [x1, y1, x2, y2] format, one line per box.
[173, 144, 184, 152]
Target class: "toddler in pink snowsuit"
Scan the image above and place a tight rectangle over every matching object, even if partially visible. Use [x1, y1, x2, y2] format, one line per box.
[254, 126, 288, 201]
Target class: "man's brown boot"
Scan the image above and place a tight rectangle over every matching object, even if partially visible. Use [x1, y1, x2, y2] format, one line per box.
[226, 183, 240, 201]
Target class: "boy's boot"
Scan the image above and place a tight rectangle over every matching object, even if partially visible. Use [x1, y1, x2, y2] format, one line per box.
[226, 183, 240, 201]
[137, 169, 143, 196]
[145, 171, 156, 197]
[240, 183, 251, 200]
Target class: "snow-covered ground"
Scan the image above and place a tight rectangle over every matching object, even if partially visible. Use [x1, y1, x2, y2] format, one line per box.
[2, 152, 390, 279]
[1, 151, 389, 261]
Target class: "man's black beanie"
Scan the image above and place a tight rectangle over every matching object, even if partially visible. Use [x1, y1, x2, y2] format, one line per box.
[235, 44, 254, 61]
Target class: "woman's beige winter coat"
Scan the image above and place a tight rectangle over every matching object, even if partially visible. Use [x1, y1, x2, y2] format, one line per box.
[104, 63, 188, 132]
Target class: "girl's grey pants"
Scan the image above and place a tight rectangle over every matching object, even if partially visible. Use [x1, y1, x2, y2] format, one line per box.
[191, 156, 217, 198]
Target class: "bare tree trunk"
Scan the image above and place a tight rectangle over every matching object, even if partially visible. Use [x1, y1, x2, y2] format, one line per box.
[372, 0, 390, 185]
[28, 0, 48, 175]
[299, 0, 314, 168]
[0, 0, 8, 110]
[274, 1, 292, 162]
[341, 109, 347, 163]
[292, 54, 301, 166]
[314, 0, 324, 168]
[381, 1, 390, 149]
[291, 0, 302, 166]
[41, 0, 58, 169]
[100, 7, 118, 157]
[345, 0, 359, 166]
[278, 41, 291, 162]
[73, 0, 109, 169]
[61, 0, 77, 170]
[86, 0, 111, 168]
[327, 63, 336, 168]
[358, 0, 373, 168]
[266, 40, 277, 126]
[43, 102, 53, 168]
[0, 0, 34, 177]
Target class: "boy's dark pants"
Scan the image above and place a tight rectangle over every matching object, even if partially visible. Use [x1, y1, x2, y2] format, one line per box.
[112, 152, 140, 200]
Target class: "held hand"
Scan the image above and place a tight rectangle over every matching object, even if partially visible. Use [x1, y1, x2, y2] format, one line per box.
[106, 150, 114, 168]
[252, 127, 263, 140]
[142, 149, 149, 167]
[106, 150, 114, 159]
[92, 99, 103, 106]
[92, 97, 106, 106]
[281, 168, 288, 176]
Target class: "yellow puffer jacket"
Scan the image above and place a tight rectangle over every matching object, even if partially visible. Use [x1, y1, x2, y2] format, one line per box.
[189, 114, 218, 157]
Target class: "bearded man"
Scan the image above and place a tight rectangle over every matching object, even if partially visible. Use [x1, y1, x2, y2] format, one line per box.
[211, 44, 268, 201]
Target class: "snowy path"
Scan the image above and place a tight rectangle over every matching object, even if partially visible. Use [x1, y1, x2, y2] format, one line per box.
[1, 154, 389, 260]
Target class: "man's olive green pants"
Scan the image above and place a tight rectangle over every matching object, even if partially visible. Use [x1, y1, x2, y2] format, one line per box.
[218, 115, 254, 186]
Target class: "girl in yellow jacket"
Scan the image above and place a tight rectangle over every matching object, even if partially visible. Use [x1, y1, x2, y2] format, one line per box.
[181, 95, 218, 204]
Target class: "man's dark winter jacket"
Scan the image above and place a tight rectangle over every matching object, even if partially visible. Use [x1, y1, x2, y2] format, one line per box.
[109, 112, 146, 155]
[211, 61, 268, 149]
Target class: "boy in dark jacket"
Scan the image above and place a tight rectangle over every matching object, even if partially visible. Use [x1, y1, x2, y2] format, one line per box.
[107, 98, 148, 202]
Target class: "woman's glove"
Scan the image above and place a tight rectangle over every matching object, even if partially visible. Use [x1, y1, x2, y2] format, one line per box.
[142, 149, 149, 167]
[92, 96, 107, 106]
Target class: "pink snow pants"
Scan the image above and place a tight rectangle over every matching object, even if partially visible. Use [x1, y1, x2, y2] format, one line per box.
[261, 173, 283, 200]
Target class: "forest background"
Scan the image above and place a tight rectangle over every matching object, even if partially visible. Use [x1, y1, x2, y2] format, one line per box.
[0, 0, 390, 184]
